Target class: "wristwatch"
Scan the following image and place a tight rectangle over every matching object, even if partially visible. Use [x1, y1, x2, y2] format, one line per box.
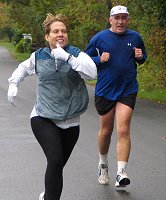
[66, 54, 72, 62]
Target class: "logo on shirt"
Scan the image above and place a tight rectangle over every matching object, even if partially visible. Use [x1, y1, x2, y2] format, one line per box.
[127, 43, 132, 46]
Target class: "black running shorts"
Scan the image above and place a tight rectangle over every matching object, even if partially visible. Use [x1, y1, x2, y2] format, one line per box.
[95, 92, 137, 116]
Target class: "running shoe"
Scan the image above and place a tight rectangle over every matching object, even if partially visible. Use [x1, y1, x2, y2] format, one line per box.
[39, 192, 44, 200]
[115, 169, 130, 187]
[98, 163, 109, 185]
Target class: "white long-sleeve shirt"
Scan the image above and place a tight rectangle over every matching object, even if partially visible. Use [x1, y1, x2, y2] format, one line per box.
[8, 51, 97, 129]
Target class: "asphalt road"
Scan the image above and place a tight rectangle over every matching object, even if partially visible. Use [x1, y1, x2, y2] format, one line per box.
[0, 46, 166, 200]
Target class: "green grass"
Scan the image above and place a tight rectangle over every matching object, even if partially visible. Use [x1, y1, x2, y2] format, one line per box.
[1, 40, 166, 105]
[138, 88, 166, 104]
[86, 80, 96, 85]
[87, 83, 166, 104]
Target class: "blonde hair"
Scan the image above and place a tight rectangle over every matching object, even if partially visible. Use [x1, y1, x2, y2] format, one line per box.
[42, 13, 68, 34]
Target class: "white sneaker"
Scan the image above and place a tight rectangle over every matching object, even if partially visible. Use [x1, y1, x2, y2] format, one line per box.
[39, 192, 44, 200]
[98, 163, 109, 185]
[115, 169, 130, 187]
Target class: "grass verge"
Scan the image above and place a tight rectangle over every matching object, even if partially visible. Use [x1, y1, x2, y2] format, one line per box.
[87, 84, 166, 104]
[138, 88, 166, 104]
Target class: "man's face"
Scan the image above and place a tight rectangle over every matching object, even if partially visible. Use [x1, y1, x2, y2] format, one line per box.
[109, 14, 129, 34]
[45, 21, 68, 49]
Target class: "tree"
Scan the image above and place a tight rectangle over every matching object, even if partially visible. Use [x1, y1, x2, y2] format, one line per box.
[0, 2, 13, 41]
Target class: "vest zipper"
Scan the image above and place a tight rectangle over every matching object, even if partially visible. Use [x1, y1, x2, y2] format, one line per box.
[55, 59, 58, 72]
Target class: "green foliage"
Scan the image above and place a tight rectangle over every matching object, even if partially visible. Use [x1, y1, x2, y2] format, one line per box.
[24, 38, 32, 53]
[15, 38, 24, 53]
[12, 26, 23, 45]
[58, 1, 108, 49]
[16, 38, 32, 53]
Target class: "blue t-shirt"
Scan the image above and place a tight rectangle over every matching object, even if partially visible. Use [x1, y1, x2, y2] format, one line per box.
[85, 29, 147, 100]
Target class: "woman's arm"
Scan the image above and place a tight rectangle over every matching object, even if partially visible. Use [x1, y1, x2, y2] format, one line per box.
[51, 45, 97, 80]
[8, 52, 36, 86]
[74, 52, 97, 80]
[7, 52, 36, 105]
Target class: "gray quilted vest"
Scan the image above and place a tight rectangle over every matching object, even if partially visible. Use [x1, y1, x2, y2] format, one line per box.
[35, 46, 89, 120]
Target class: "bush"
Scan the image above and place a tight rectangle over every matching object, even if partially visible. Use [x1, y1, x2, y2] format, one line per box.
[16, 39, 24, 53]
[12, 31, 23, 46]
[16, 38, 32, 53]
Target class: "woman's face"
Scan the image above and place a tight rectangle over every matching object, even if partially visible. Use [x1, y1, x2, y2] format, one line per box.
[45, 21, 68, 49]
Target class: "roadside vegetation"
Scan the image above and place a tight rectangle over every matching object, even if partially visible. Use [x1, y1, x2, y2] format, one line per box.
[0, 0, 165, 104]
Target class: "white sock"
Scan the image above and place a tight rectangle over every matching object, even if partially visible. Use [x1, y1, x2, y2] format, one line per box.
[99, 153, 108, 165]
[117, 161, 127, 174]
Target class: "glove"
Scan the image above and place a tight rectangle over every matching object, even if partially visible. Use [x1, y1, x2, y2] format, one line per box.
[51, 43, 80, 70]
[51, 43, 70, 61]
[7, 83, 18, 106]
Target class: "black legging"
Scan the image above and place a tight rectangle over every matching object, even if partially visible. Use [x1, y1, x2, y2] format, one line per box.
[31, 116, 79, 200]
